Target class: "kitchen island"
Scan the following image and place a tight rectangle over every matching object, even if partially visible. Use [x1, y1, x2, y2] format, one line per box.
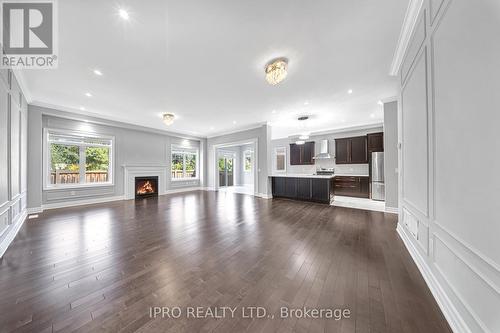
[270, 174, 335, 204]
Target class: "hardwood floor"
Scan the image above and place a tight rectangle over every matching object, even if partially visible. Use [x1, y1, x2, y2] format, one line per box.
[0, 191, 451, 333]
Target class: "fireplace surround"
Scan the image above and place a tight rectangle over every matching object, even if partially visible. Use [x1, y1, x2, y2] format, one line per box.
[123, 165, 168, 200]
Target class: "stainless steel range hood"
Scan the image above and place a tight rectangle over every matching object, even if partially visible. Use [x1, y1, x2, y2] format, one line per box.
[313, 139, 332, 159]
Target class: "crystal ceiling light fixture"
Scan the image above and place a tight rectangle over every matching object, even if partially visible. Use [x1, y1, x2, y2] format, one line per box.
[162, 113, 175, 126]
[265, 58, 288, 85]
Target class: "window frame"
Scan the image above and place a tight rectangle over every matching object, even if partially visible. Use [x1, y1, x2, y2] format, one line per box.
[243, 150, 252, 173]
[274, 146, 287, 173]
[170, 145, 199, 181]
[43, 128, 115, 190]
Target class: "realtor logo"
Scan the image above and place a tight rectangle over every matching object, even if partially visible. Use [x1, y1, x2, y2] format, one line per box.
[1, 0, 58, 68]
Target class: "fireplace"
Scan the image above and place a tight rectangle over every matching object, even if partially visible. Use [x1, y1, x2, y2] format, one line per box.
[135, 176, 159, 199]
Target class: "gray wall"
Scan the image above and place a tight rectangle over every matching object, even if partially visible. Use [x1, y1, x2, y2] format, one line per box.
[270, 126, 383, 176]
[27, 105, 204, 209]
[396, 1, 500, 332]
[383, 101, 398, 209]
[0, 70, 28, 257]
[207, 125, 270, 195]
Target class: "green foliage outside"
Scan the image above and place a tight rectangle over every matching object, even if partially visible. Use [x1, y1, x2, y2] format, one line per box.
[85, 147, 109, 171]
[50, 144, 79, 171]
[50, 144, 109, 172]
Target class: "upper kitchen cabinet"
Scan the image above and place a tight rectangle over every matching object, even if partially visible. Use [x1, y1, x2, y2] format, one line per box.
[335, 138, 349, 164]
[367, 132, 384, 152]
[290, 142, 315, 165]
[335, 136, 368, 164]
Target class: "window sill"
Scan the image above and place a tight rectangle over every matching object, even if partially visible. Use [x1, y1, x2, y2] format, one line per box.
[44, 183, 115, 191]
[171, 178, 199, 182]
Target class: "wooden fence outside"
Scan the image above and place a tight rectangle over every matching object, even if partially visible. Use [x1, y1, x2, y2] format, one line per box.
[171, 170, 196, 179]
[51, 171, 108, 184]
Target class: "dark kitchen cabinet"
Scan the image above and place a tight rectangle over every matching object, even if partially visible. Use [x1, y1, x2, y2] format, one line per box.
[284, 177, 297, 198]
[333, 176, 369, 198]
[290, 142, 315, 165]
[272, 177, 286, 197]
[350, 136, 368, 163]
[335, 136, 368, 164]
[272, 177, 333, 204]
[367, 132, 384, 152]
[335, 139, 349, 164]
[311, 179, 330, 202]
[297, 178, 312, 200]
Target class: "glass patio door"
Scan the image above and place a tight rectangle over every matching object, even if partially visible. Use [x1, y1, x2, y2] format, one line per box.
[218, 157, 234, 187]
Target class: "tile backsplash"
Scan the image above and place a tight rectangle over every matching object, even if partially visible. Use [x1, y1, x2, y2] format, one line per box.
[285, 161, 369, 175]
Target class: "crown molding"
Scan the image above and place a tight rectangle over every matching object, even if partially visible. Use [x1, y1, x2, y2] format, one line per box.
[389, 0, 425, 76]
[206, 123, 267, 139]
[29, 101, 205, 141]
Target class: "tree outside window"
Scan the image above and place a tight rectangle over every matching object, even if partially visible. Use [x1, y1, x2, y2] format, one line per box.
[47, 131, 113, 186]
[171, 149, 198, 179]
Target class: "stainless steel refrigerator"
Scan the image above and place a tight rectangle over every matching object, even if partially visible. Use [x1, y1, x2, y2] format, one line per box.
[371, 152, 385, 201]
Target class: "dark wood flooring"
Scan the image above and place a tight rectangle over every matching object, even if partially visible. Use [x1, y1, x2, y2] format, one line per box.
[0, 191, 451, 333]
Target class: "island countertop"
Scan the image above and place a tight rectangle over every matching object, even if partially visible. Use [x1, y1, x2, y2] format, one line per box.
[269, 173, 335, 179]
[269, 173, 369, 179]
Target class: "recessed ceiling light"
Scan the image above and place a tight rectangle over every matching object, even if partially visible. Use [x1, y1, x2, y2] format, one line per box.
[304, 101, 309, 105]
[119, 9, 129, 20]
[271, 110, 277, 114]
[210, 126, 215, 130]
[370, 113, 376, 118]
[85, 92, 92, 97]
[348, 89, 353, 94]
[79, 106, 86, 111]
[232, 120, 237, 125]
[377, 100, 383, 106]
[93, 69, 103, 76]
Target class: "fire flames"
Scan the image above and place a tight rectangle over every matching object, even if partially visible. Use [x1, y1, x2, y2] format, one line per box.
[137, 181, 155, 195]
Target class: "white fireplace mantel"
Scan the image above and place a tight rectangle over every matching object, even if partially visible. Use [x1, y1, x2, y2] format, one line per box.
[123, 165, 168, 200]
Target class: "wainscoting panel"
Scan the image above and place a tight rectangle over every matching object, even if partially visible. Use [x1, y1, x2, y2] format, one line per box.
[396, 0, 500, 332]
[401, 49, 429, 218]
[0, 69, 28, 258]
[44, 186, 116, 202]
[401, 11, 426, 85]
[0, 76, 8, 209]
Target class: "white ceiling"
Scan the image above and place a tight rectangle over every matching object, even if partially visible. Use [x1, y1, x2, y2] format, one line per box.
[21, 0, 408, 139]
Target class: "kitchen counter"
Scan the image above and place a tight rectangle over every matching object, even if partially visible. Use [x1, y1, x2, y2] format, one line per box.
[270, 173, 368, 179]
[269, 173, 334, 179]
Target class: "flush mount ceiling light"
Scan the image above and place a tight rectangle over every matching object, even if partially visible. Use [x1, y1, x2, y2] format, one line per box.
[265, 58, 288, 85]
[119, 9, 130, 20]
[162, 113, 175, 126]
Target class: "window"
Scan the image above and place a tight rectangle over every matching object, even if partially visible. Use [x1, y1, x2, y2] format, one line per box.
[171, 147, 198, 180]
[244, 150, 252, 172]
[45, 130, 113, 188]
[274, 147, 286, 172]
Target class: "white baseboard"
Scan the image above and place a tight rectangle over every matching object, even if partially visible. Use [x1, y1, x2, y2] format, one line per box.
[385, 206, 399, 214]
[397, 224, 470, 333]
[0, 210, 27, 258]
[42, 195, 125, 211]
[256, 193, 272, 199]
